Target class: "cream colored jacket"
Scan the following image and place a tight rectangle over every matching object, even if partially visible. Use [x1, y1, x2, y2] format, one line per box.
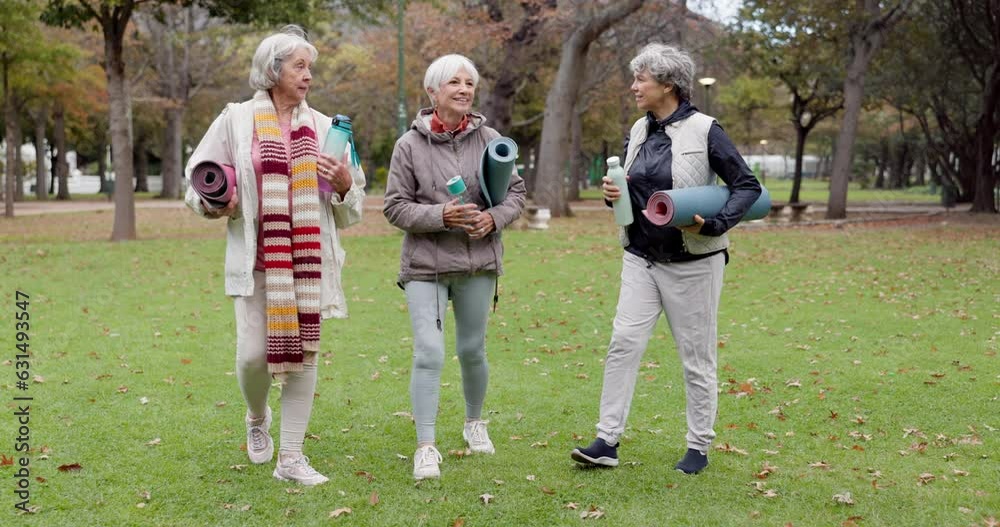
[184, 99, 365, 319]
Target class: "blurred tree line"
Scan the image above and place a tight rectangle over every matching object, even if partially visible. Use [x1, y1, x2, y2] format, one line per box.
[1, 0, 996, 238]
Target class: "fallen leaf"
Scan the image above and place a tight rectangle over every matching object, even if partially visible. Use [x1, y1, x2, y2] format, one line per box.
[564, 502, 579, 510]
[714, 443, 749, 456]
[33, 375, 45, 383]
[57, 463, 83, 472]
[139, 397, 149, 405]
[0, 454, 13, 466]
[285, 488, 302, 494]
[229, 464, 247, 471]
[952, 469, 970, 477]
[917, 473, 935, 485]
[833, 492, 855, 505]
[451, 517, 466, 527]
[530, 441, 549, 448]
[526, 474, 536, 481]
[448, 449, 471, 458]
[958, 507, 973, 514]
[540, 486, 556, 495]
[354, 470, 374, 482]
[809, 461, 832, 470]
[146, 438, 162, 447]
[581, 505, 605, 519]
[180, 358, 192, 365]
[117, 386, 129, 393]
[329, 507, 352, 518]
[480, 493, 494, 504]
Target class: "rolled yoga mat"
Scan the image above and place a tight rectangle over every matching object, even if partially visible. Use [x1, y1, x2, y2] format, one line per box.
[478, 137, 518, 208]
[642, 185, 771, 227]
[191, 161, 236, 209]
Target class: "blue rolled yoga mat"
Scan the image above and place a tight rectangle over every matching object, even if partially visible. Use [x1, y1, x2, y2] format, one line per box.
[478, 137, 518, 207]
[642, 185, 771, 227]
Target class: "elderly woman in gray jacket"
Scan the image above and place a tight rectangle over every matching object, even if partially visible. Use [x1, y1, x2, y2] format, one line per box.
[383, 54, 526, 480]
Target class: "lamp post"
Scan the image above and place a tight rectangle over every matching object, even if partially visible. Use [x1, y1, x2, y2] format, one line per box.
[759, 139, 768, 185]
[698, 77, 716, 116]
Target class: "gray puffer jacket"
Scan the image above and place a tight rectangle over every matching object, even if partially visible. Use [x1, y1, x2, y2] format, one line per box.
[383, 108, 526, 284]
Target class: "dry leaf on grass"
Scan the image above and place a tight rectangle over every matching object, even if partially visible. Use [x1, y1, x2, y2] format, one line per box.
[369, 491, 379, 506]
[580, 505, 605, 519]
[833, 492, 855, 505]
[57, 463, 82, 472]
[329, 507, 352, 518]
[480, 493, 494, 504]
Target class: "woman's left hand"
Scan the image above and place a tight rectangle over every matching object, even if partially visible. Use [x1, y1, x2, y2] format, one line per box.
[467, 211, 496, 240]
[317, 151, 353, 197]
[679, 214, 705, 234]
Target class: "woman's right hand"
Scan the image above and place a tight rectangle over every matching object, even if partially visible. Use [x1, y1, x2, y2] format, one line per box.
[443, 199, 479, 229]
[205, 191, 239, 218]
[602, 176, 621, 201]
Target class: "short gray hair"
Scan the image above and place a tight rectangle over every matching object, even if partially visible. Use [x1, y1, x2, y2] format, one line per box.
[423, 54, 480, 105]
[248, 25, 318, 91]
[630, 43, 696, 101]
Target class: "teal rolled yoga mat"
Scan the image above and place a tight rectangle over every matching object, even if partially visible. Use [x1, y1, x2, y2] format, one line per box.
[642, 185, 771, 227]
[478, 137, 518, 208]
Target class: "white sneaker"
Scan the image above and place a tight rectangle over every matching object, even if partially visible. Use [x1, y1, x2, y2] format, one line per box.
[463, 420, 495, 454]
[413, 445, 442, 480]
[245, 407, 273, 464]
[272, 455, 329, 486]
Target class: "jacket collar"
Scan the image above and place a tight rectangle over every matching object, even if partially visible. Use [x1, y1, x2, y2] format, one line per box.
[412, 107, 486, 143]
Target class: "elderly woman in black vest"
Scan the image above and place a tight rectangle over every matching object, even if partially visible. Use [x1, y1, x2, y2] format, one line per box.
[571, 43, 761, 474]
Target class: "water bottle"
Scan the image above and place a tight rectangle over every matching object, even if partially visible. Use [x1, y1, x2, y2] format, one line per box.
[606, 156, 633, 226]
[320, 115, 354, 193]
[446, 175, 470, 204]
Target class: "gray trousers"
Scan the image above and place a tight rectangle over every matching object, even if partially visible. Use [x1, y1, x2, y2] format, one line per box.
[235, 271, 318, 454]
[597, 251, 725, 452]
[405, 274, 495, 444]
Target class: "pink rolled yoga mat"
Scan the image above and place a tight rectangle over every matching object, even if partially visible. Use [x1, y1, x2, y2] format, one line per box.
[191, 161, 236, 209]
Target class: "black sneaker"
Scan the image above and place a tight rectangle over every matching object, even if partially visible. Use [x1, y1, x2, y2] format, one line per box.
[571, 438, 619, 467]
[674, 448, 708, 474]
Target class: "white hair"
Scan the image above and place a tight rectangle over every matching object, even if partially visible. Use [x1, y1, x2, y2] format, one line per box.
[422, 54, 480, 105]
[630, 43, 696, 101]
[248, 25, 318, 91]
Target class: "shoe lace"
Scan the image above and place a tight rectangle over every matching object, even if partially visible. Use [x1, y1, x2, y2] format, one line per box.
[288, 456, 320, 476]
[467, 421, 489, 444]
[248, 424, 268, 450]
[416, 446, 442, 468]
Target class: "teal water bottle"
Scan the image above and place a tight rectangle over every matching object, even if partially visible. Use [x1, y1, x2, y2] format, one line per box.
[607, 156, 633, 226]
[446, 175, 469, 204]
[321, 115, 355, 193]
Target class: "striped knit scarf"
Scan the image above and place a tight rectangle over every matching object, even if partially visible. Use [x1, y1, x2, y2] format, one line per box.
[253, 90, 322, 375]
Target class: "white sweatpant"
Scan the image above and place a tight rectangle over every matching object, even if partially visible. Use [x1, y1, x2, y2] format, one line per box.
[234, 271, 318, 454]
[596, 251, 725, 451]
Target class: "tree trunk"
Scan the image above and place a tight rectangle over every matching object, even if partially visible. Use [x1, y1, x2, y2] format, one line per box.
[33, 103, 48, 201]
[827, 0, 910, 219]
[104, 3, 137, 241]
[970, 67, 999, 212]
[53, 102, 70, 200]
[160, 106, 183, 198]
[3, 57, 15, 217]
[13, 120, 24, 201]
[566, 110, 583, 203]
[133, 129, 148, 193]
[98, 135, 109, 194]
[789, 126, 808, 204]
[535, 0, 645, 217]
[478, 0, 556, 135]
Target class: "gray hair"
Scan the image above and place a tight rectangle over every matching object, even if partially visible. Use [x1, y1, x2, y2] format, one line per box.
[248, 25, 318, 91]
[630, 43, 696, 101]
[423, 54, 480, 105]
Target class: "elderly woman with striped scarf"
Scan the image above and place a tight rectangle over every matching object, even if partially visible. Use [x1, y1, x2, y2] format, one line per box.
[184, 25, 365, 486]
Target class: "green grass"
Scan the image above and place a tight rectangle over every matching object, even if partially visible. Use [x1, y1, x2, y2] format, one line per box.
[578, 178, 943, 204]
[0, 212, 997, 526]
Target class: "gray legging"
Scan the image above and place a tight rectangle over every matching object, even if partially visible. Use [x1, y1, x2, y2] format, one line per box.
[405, 274, 496, 444]
[235, 271, 318, 454]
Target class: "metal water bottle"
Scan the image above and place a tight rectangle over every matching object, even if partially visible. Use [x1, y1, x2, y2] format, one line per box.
[606, 156, 633, 226]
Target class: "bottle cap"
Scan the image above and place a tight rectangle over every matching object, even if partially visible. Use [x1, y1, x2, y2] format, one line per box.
[607, 156, 621, 167]
[446, 175, 467, 196]
[333, 114, 352, 131]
